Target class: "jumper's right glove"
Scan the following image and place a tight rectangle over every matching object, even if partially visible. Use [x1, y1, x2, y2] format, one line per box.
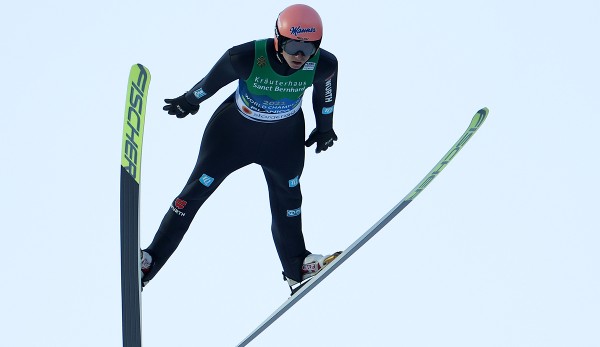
[163, 93, 200, 118]
[305, 128, 338, 153]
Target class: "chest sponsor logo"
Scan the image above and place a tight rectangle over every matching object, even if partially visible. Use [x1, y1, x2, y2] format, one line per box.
[303, 62, 316, 71]
[257, 56, 267, 67]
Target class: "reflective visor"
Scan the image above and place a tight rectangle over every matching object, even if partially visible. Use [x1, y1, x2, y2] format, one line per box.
[282, 40, 317, 56]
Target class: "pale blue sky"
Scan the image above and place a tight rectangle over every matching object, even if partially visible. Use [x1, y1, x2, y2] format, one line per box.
[2, 1, 599, 346]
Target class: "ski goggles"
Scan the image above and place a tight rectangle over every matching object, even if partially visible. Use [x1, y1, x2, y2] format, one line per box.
[282, 40, 317, 56]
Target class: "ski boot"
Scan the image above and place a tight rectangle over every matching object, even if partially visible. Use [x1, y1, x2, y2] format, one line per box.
[140, 250, 153, 288]
[285, 251, 342, 294]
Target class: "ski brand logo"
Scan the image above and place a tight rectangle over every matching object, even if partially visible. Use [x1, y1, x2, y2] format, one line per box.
[122, 65, 149, 182]
[322, 106, 334, 115]
[193, 88, 207, 99]
[289, 176, 299, 188]
[175, 198, 187, 209]
[290, 26, 316, 36]
[287, 208, 301, 217]
[405, 110, 487, 201]
[199, 174, 215, 187]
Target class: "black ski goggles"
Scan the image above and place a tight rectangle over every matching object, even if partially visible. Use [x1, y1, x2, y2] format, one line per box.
[282, 40, 317, 56]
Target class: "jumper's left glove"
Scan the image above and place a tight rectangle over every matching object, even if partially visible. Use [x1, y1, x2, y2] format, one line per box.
[163, 93, 200, 118]
[305, 128, 338, 153]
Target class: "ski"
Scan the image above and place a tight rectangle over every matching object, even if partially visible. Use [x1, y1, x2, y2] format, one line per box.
[236, 107, 489, 347]
[120, 64, 151, 347]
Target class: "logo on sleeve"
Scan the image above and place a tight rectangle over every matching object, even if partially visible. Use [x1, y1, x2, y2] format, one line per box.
[289, 176, 300, 188]
[199, 174, 215, 187]
[324, 78, 333, 102]
[175, 198, 187, 209]
[171, 198, 187, 217]
[287, 208, 302, 217]
[193, 88, 207, 99]
[322, 106, 334, 115]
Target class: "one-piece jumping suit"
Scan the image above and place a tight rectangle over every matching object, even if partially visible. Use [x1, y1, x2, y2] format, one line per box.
[144, 38, 338, 283]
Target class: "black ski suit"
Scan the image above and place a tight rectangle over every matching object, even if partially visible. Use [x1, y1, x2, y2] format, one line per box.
[144, 38, 338, 283]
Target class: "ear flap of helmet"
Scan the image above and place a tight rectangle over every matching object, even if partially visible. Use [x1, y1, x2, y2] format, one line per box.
[274, 20, 282, 52]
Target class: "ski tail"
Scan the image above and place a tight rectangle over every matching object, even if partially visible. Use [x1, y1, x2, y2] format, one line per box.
[235, 107, 489, 347]
[120, 63, 151, 347]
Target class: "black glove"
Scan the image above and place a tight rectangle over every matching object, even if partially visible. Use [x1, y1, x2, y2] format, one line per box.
[305, 128, 338, 153]
[163, 93, 200, 118]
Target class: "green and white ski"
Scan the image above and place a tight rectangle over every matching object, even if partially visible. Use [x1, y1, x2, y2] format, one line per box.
[120, 63, 151, 347]
[236, 107, 489, 347]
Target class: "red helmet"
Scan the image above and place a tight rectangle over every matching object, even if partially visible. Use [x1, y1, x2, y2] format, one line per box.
[274, 4, 323, 54]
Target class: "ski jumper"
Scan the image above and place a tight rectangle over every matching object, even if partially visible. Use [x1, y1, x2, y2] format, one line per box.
[145, 39, 338, 283]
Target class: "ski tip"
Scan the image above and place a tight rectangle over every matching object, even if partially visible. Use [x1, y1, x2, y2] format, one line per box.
[131, 63, 151, 78]
[466, 107, 489, 129]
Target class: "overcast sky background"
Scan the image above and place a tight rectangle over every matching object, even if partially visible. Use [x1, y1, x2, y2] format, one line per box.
[2, 1, 599, 346]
